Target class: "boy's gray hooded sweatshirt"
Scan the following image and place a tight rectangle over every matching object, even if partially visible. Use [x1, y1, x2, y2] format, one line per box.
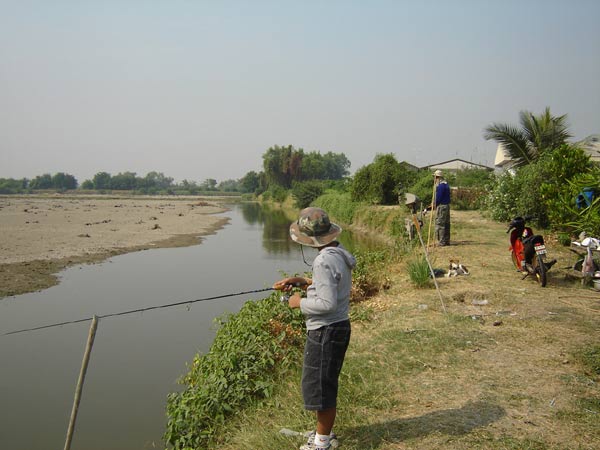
[300, 244, 356, 330]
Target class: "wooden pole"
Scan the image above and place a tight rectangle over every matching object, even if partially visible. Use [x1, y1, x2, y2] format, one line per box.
[413, 215, 447, 313]
[64, 315, 99, 450]
[426, 179, 436, 251]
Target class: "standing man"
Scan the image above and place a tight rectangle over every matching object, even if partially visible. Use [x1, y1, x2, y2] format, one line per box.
[434, 169, 451, 246]
[273, 207, 356, 450]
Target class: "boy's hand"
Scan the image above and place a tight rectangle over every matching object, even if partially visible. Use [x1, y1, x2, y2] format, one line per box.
[272, 277, 311, 291]
[288, 293, 302, 308]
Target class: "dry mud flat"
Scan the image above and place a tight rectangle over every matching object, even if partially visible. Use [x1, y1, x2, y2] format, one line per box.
[0, 195, 230, 297]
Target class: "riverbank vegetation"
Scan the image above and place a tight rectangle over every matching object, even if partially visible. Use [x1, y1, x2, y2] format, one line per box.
[165, 243, 394, 449]
[165, 210, 600, 449]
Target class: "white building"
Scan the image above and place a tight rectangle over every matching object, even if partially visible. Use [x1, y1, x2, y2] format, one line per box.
[423, 158, 493, 172]
[493, 134, 600, 172]
[578, 134, 600, 164]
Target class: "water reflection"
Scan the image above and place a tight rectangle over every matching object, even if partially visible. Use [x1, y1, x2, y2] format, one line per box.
[240, 201, 381, 256]
[239, 202, 297, 254]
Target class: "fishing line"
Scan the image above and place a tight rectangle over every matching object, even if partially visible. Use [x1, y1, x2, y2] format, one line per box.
[2, 287, 274, 336]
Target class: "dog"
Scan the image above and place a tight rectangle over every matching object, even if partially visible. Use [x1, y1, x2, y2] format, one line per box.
[446, 259, 469, 277]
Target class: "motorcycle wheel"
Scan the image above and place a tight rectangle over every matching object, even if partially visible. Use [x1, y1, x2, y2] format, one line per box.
[533, 254, 547, 287]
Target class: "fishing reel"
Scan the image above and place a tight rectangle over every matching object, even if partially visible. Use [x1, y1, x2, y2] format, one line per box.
[278, 280, 308, 303]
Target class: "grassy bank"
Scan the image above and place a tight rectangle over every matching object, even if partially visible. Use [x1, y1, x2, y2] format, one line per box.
[168, 209, 599, 449]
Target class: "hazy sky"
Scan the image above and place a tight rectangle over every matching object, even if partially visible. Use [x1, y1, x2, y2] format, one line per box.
[1, 0, 599, 184]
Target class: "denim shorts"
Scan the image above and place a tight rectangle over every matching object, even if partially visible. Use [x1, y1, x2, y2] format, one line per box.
[302, 320, 351, 411]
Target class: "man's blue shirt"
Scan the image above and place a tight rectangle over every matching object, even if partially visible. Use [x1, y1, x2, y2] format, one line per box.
[436, 181, 451, 206]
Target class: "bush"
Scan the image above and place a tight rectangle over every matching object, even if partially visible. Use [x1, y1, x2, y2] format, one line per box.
[165, 294, 305, 449]
[351, 154, 418, 205]
[262, 185, 289, 204]
[291, 180, 324, 209]
[485, 145, 597, 230]
[312, 191, 359, 225]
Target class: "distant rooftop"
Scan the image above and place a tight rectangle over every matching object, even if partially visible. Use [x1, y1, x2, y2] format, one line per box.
[578, 134, 600, 162]
[422, 158, 493, 171]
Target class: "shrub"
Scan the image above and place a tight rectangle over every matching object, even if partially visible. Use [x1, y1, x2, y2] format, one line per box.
[291, 180, 324, 209]
[312, 191, 359, 225]
[165, 294, 305, 449]
[484, 145, 596, 230]
[351, 154, 418, 205]
[262, 185, 289, 204]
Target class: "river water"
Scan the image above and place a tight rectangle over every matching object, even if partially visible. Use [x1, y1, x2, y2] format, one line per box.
[0, 202, 372, 450]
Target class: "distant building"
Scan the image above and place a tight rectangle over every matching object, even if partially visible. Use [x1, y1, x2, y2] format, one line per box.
[493, 135, 600, 172]
[400, 161, 420, 171]
[493, 143, 516, 172]
[578, 134, 600, 164]
[422, 158, 493, 172]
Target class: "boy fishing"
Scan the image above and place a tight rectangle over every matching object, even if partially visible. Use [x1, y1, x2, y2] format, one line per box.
[273, 207, 356, 450]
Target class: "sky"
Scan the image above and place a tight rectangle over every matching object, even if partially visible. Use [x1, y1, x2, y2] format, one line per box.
[1, 0, 599, 184]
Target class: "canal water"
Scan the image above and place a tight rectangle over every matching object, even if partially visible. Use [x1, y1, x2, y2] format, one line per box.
[0, 203, 373, 450]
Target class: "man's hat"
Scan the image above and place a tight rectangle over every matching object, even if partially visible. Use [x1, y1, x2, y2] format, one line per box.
[434, 169, 443, 177]
[289, 207, 342, 247]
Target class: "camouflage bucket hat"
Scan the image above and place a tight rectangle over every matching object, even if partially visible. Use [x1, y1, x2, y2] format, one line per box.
[289, 207, 342, 247]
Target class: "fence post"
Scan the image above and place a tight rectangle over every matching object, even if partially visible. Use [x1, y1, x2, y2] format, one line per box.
[64, 315, 99, 450]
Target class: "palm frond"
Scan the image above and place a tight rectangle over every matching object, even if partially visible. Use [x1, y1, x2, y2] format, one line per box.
[484, 123, 532, 167]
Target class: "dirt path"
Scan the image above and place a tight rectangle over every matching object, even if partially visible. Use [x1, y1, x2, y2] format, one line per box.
[356, 210, 600, 448]
[0, 195, 230, 298]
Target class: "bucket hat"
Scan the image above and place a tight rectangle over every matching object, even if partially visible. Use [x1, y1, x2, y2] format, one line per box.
[289, 207, 342, 247]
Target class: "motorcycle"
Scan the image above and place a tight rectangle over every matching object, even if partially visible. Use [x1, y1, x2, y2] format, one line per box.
[569, 234, 600, 285]
[507, 216, 556, 287]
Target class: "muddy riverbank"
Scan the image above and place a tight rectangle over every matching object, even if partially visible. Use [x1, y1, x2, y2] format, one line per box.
[0, 195, 230, 298]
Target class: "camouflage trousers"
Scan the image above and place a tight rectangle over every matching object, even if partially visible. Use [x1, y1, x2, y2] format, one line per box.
[435, 204, 450, 246]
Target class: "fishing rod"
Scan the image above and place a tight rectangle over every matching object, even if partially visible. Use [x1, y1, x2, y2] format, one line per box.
[3, 287, 276, 336]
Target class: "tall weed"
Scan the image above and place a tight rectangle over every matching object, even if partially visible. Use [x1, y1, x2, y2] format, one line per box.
[407, 254, 431, 288]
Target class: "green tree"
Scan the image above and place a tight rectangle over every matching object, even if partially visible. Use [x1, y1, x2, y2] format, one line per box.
[29, 173, 53, 189]
[139, 172, 174, 193]
[80, 179, 94, 190]
[262, 145, 303, 188]
[301, 151, 326, 180]
[110, 172, 137, 190]
[51, 172, 77, 190]
[217, 179, 240, 192]
[484, 107, 572, 168]
[92, 172, 112, 190]
[240, 171, 260, 193]
[200, 178, 217, 191]
[322, 151, 351, 179]
[351, 154, 416, 204]
[0, 178, 29, 194]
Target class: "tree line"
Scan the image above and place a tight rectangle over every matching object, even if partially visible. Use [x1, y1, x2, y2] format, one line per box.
[0, 145, 352, 196]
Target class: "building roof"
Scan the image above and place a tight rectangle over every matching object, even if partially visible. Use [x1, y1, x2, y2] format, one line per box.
[422, 158, 493, 171]
[578, 134, 600, 162]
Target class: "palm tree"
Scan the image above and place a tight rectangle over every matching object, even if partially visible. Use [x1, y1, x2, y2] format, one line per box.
[484, 107, 572, 167]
